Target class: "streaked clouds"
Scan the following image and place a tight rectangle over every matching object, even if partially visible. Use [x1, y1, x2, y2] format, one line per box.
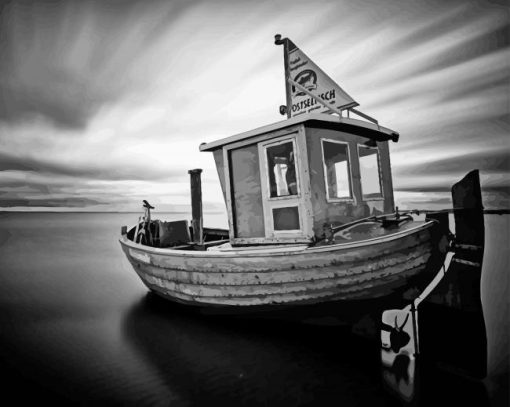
[0, 0, 508, 213]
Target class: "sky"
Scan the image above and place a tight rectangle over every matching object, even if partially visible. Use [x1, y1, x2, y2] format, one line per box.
[0, 0, 508, 216]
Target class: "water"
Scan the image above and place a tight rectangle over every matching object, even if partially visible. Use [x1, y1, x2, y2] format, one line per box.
[0, 212, 507, 406]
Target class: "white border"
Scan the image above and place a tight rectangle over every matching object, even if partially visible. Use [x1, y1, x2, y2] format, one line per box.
[259, 134, 304, 237]
[320, 138, 354, 203]
[357, 144, 384, 201]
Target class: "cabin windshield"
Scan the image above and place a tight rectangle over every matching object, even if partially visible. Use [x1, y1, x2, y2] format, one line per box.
[358, 145, 382, 199]
[265, 141, 298, 198]
[322, 140, 352, 200]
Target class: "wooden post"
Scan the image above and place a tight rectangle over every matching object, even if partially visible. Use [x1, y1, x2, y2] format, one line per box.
[420, 170, 487, 379]
[188, 168, 203, 245]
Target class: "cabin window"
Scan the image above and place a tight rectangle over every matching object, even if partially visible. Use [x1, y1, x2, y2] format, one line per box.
[272, 206, 300, 231]
[265, 140, 298, 198]
[321, 140, 352, 200]
[358, 145, 383, 199]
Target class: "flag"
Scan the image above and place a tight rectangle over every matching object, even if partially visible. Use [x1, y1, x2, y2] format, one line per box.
[277, 36, 358, 118]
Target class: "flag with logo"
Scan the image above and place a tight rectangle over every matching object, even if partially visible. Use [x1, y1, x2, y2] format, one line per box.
[277, 36, 358, 118]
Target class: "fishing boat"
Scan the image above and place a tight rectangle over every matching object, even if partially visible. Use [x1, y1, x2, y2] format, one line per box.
[119, 112, 451, 319]
[119, 36, 452, 321]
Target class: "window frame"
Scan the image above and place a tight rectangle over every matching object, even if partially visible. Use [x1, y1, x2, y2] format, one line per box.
[270, 203, 302, 234]
[258, 133, 309, 239]
[262, 137, 301, 201]
[320, 138, 354, 203]
[357, 144, 384, 201]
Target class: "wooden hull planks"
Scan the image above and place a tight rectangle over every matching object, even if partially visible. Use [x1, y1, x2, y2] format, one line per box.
[120, 220, 447, 310]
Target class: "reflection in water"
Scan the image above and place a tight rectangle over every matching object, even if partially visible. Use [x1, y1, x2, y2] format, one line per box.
[382, 353, 414, 402]
[122, 293, 396, 406]
[124, 294, 496, 406]
[0, 213, 506, 406]
[381, 308, 417, 403]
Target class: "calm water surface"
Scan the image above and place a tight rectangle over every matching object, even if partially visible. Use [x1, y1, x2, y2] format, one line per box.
[0, 212, 507, 406]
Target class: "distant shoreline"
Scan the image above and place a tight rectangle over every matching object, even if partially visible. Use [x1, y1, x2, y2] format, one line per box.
[0, 211, 226, 214]
[1, 209, 509, 214]
[484, 209, 510, 214]
[420, 208, 510, 215]
[0, 210, 226, 217]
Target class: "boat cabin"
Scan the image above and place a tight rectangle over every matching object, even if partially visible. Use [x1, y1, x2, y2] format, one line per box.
[200, 113, 399, 245]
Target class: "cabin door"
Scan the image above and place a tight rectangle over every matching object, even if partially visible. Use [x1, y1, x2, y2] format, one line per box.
[258, 134, 312, 242]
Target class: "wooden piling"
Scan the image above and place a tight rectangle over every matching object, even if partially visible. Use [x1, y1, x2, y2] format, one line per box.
[188, 168, 204, 245]
[420, 170, 487, 379]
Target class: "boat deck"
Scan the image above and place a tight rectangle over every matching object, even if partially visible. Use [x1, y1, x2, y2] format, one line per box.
[331, 219, 419, 244]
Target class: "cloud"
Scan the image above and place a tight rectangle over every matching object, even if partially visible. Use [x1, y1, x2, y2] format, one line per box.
[0, 151, 186, 181]
[396, 184, 510, 194]
[0, 0, 508, 211]
[0, 169, 225, 212]
[0, 196, 106, 208]
[394, 148, 510, 177]
[0, 0, 197, 129]
[395, 186, 510, 211]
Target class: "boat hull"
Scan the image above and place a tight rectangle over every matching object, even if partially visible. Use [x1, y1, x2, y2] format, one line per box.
[120, 220, 448, 317]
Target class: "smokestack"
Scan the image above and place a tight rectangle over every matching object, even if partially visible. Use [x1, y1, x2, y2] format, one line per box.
[188, 168, 203, 245]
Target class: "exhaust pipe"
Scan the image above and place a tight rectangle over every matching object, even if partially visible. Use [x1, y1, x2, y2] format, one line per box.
[188, 168, 203, 245]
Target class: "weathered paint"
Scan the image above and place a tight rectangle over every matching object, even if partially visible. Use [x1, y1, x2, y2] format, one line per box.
[229, 144, 265, 238]
[222, 124, 307, 244]
[120, 220, 446, 308]
[128, 248, 151, 264]
[305, 126, 394, 237]
[212, 149, 227, 207]
[135, 264, 427, 306]
[128, 245, 431, 289]
[209, 117, 399, 245]
[257, 130, 314, 241]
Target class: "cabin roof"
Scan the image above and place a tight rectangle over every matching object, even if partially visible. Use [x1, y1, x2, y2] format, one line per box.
[199, 113, 399, 152]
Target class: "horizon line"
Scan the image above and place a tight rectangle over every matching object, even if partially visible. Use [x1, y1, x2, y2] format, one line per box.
[1, 209, 509, 214]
